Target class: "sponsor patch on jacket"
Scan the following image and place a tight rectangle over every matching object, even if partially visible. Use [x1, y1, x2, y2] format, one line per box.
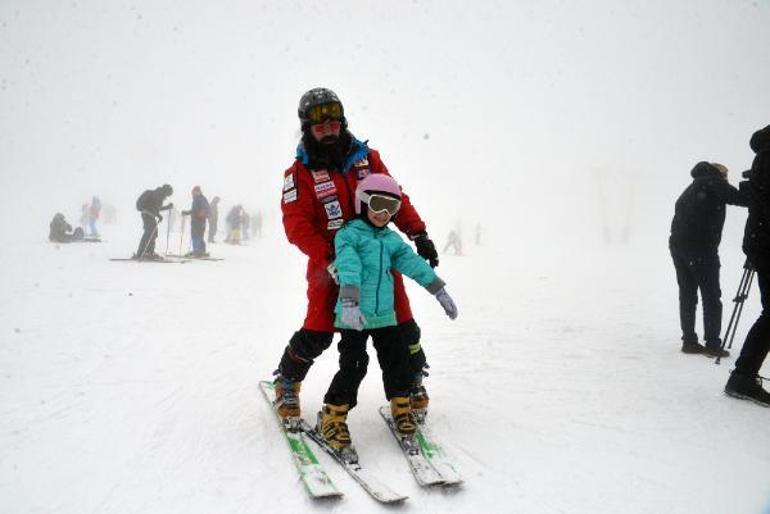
[311, 170, 330, 183]
[327, 219, 344, 231]
[323, 200, 342, 220]
[283, 189, 297, 203]
[283, 173, 295, 192]
[314, 180, 337, 200]
[320, 194, 338, 204]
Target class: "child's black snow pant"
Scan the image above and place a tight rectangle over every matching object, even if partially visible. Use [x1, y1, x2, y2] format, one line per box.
[323, 325, 413, 409]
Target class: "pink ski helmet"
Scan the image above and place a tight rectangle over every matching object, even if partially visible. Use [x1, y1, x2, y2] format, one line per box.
[354, 173, 402, 215]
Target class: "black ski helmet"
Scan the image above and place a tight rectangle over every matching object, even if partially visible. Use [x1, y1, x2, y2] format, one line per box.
[298, 87, 345, 128]
[161, 184, 173, 196]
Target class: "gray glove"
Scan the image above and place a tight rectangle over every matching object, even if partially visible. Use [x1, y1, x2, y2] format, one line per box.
[434, 287, 458, 320]
[341, 298, 367, 331]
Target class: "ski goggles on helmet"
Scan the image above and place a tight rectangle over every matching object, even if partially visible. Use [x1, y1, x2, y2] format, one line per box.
[359, 192, 401, 216]
[307, 102, 343, 124]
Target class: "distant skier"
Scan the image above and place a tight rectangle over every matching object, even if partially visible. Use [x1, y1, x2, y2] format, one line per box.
[79, 203, 89, 232]
[182, 186, 209, 257]
[241, 207, 251, 241]
[252, 210, 263, 239]
[272, 87, 440, 427]
[134, 184, 174, 260]
[317, 174, 457, 454]
[225, 205, 243, 244]
[207, 196, 220, 243]
[87, 196, 101, 237]
[669, 161, 748, 356]
[442, 229, 463, 255]
[49, 213, 83, 243]
[725, 124, 770, 406]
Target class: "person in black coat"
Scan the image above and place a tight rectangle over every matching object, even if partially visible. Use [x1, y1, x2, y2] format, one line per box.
[669, 161, 748, 356]
[49, 213, 77, 243]
[134, 184, 173, 260]
[182, 185, 210, 256]
[725, 124, 770, 406]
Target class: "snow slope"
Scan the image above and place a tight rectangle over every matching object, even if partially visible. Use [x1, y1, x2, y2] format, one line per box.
[1, 222, 769, 514]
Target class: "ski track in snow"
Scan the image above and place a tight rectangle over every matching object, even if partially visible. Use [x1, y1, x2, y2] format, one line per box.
[1, 227, 769, 514]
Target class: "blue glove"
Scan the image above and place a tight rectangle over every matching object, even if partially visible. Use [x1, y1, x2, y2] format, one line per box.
[341, 298, 367, 331]
[434, 287, 458, 320]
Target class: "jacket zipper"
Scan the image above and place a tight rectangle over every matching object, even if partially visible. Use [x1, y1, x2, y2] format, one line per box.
[374, 235, 383, 315]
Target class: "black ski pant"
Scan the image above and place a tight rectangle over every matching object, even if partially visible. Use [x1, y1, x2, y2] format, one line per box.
[277, 320, 426, 392]
[670, 246, 722, 346]
[323, 325, 413, 409]
[191, 220, 206, 253]
[278, 328, 335, 382]
[735, 264, 770, 376]
[137, 213, 158, 257]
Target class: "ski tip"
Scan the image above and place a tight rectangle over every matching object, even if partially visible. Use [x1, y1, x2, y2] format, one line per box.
[311, 491, 344, 500]
[381, 494, 409, 504]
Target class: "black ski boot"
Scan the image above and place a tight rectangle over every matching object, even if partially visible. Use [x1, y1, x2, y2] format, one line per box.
[703, 343, 729, 358]
[681, 340, 705, 354]
[725, 372, 770, 407]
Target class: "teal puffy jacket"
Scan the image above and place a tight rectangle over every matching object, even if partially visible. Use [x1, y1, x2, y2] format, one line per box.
[334, 218, 445, 329]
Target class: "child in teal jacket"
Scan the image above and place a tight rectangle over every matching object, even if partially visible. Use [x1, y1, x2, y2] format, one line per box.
[318, 174, 458, 457]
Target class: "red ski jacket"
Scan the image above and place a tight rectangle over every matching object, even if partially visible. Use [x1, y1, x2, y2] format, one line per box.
[281, 138, 427, 267]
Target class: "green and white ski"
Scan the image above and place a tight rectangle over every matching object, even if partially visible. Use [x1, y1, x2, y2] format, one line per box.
[379, 406, 463, 487]
[258, 380, 342, 499]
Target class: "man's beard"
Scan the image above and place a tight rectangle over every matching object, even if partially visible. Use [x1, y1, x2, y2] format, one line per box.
[319, 134, 339, 145]
[303, 129, 352, 170]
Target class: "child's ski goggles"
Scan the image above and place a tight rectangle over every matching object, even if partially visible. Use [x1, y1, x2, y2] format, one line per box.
[307, 102, 343, 124]
[359, 192, 401, 216]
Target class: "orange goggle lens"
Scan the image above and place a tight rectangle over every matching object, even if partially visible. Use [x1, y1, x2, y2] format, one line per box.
[308, 102, 343, 124]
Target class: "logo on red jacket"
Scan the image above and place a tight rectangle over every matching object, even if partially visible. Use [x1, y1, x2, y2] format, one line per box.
[283, 189, 298, 204]
[327, 219, 344, 231]
[311, 170, 330, 183]
[314, 181, 337, 200]
[283, 173, 295, 192]
[324, 200, 342, 220]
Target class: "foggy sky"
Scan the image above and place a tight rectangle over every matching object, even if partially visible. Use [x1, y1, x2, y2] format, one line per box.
[1, 0, 768, 248]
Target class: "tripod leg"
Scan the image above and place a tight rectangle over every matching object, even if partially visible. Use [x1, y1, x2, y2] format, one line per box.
[722, 268, 751, 347]
[728, 270, 755, 350]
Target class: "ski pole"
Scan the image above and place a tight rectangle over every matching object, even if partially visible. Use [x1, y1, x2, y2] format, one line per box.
[165, 211, 173, 255]
[179, 214, 187, 256]
[717, 260, 754, 365]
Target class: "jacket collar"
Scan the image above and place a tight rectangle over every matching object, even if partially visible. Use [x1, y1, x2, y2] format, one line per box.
[296, 135, 370, 174]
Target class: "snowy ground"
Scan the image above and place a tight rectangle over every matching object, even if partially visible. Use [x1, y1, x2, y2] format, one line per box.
[1, 221, 769, 514]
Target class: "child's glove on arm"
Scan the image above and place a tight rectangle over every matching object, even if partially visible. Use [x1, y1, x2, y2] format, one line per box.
[434, 287, 458, 320]
[341, 298, 367, 331]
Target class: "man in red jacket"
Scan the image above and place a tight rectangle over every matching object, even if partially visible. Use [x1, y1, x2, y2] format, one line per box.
[274, 88, 440, 426]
